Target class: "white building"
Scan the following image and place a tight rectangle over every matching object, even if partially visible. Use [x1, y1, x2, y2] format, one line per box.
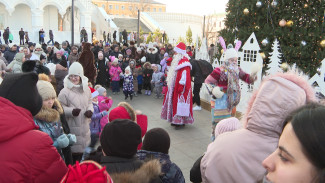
[0, 0, 117, 44]
[145, 12, 203, 45]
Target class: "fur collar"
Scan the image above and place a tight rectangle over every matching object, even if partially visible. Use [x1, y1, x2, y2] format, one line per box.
[146, 47, 158, 54]
[34, 99, 63, 122]
[110, 160, 161, 183]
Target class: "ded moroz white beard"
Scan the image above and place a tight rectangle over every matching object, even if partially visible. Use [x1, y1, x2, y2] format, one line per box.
[167, 53, 183, 88]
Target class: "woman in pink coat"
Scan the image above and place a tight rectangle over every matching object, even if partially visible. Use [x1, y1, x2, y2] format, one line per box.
[200, 72, 316, 183]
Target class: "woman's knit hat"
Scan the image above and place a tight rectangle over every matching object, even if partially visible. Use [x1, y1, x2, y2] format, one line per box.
[100, 119, 141, 158]
[36, 74, 56, 101]
[215, 117, 241, 137]
[14, 53, 24, 63]
[142, 128, 170, 154]
[97, 87, 106, 96]
[112, 58, 119, 64]
[60, 161, 113, 183]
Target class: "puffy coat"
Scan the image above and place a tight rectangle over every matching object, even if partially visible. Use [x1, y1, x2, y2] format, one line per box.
[200, 73, 316, 183]
[0, 97, 67, 183]
[90, 102, 102, 135]
[58, 83, 93, 153]
[55, 64, 68, 94]
[98, 95, 113, 131]
[109, 65, 122, 81]
[4, 50, 17, 64]
[68, 52, 79, 65]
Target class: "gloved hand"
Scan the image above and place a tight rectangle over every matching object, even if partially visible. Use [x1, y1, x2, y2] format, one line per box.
[67, 134, 77, 145]
[54, 134, 69, 149]
[84, 110, 93, 118]
[72, 108, 81, 116]
[212, 86, 224, 99]
[101, 111, 108, 117]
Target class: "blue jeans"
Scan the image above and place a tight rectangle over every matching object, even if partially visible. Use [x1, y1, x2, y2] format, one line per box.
[111, 81, 120, 92]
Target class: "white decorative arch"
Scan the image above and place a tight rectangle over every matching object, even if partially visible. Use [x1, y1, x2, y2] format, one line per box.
[39, 1, 64, 13]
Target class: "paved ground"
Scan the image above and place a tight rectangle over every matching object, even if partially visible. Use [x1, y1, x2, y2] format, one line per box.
[108, 89, 211, 183]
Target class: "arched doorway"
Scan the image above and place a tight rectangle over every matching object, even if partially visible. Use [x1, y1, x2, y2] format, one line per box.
[43, 5, 59, 32]
[62, 6, 80, 32]
[0, 3, 8, 30]
[9, 4, 32, 31]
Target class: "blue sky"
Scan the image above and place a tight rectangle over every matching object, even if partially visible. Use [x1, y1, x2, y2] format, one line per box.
[155, 0, 228, 16]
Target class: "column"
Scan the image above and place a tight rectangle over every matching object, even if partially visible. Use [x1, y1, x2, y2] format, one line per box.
[31, 8, 44, 43]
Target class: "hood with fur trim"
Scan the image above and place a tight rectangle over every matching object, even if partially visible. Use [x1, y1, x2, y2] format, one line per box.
[242, 71, 316, 137]
[110, 160, 161, 183]
[143, 62, 152, 69]
[118, 102, 136, 122]
[34, 99, 63, 122]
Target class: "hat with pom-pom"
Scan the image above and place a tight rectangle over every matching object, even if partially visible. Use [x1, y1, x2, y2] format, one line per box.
[89, 87, 99, 98]
[60, 161, 113, 183]
[174, 42, 186, 55]
[215, 117, 241, 137]
[37, 74, 56, 101]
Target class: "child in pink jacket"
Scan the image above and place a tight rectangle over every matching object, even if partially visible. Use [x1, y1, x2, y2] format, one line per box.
[109, 58, 122, 94]
[96, 86, 113, 131]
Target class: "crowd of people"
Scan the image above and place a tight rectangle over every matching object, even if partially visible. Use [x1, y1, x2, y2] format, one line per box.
[0, 31, 325, 183]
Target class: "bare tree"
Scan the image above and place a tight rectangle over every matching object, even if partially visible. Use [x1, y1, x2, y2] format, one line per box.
[127, 0, 153, 17]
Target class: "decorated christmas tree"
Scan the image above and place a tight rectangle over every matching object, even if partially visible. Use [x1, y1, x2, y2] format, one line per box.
[267, 38, 282, 75]
[217, 0, 325, 76]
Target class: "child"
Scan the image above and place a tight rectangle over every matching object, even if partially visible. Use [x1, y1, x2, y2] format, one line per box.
[161, 69, 168, 96]
[34, 74, 76, 159]
[137, 67, 143, 94]
[96, 86, 113, 130]
[83, 87, 108, 161]
[151, 64, 164, 98]
[109, 58, 122, 94]
[122, 66, 134, 100]
[143, 62, 153, 95]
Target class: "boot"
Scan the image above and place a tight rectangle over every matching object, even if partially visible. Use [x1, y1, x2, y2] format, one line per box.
[130, 94, 133, 100]
[125, 94, 128, 100]
[148, 90, 151, 96]
[145, 90, 148, 95]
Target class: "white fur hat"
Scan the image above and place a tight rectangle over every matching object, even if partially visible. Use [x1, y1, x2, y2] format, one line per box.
[34, 43, 42, 50]
[69, 62, 84, 77]
[118, 54, 123, 58]
[137, 47, 142, 52]
[224, 48, 238, 61]
[113, 58, 119, 64]
[141, 56, 146, 63]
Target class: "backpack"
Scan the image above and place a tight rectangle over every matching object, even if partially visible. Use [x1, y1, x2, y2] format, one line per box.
[196, 59, 213, 80]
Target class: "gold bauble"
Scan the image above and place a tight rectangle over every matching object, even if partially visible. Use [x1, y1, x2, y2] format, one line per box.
[260, 52, 266, 59]
[286, 20, 293, 27]
[281, 63, 289, 71]
[243, 8, 249, 15]
[320, 40, 325, 48]
[304, 4, 308, 8]
[221, 49, 224, 54]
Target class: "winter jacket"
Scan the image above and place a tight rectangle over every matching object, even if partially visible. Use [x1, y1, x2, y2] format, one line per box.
[0, 97, 67, 183]
[137, 150, 185, 183]
[122, 74, 134, 92]
[136, 114, 148, 150]
[190, 60, 205, 84]
[67, 52, 79, 65]
[101, 156, 143, 174]
[98, 95, 113, 131]
[109, 65, 122, 81]
[90, 102, 102, 135]
[152, 69, 164, 85]
[7, 55, 23, 73]
[34, 99, 64, 155]
[52, 55, 66, 65]
[146, 51, 160, 64]
[129, 65, 139, 92]
[0, 58, 7, 72]
[143, 68, 153, 84]
[58, 81, 93, 153]
[55, 65, 68, 95]
[110, 51, 122, 59]
[109, 158, 162, 183]
[4, 50, 17, 64]
[200, 73, 316, 183]
[121, 60, 129, 73]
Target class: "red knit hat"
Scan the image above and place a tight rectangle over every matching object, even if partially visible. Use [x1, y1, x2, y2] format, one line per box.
[109, 106, 131, 122]
[174, 42, 186, 55]
[166, 57, 173, 66]
[89, 87, 99, 98]
[160, 48, 166, 52]
[60, 161, 113, 183]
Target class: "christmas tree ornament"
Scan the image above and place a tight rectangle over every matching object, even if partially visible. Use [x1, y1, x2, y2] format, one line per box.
[260, 52, 266, 59]
[304, 4, 308, 8]
[221, 49, 224, 55]
[271, 0, 278, 8]
[286, 20, 294, 27]
[243, 8, 249, 15]
[256, 1, 262, 8]
[301, 41, 307, 46]
[320, 40, 325, 48]
[255, 26, 260, 30]
[317, 68, 321, 75]
[262, 39, 269, 46]
[279, 19, 286, 27]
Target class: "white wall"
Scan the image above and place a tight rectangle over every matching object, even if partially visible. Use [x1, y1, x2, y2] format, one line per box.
[147, 12, 203, 45]
[43, 5, 58, 31]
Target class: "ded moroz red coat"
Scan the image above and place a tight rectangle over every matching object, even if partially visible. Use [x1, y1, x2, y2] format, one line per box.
[161, 57, 194, 124]
[0, 97, 67, 183]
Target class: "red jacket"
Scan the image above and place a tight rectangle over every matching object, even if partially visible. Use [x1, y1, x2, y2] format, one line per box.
[0, 97, 68, 183]
[136, 114, 148, 150]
